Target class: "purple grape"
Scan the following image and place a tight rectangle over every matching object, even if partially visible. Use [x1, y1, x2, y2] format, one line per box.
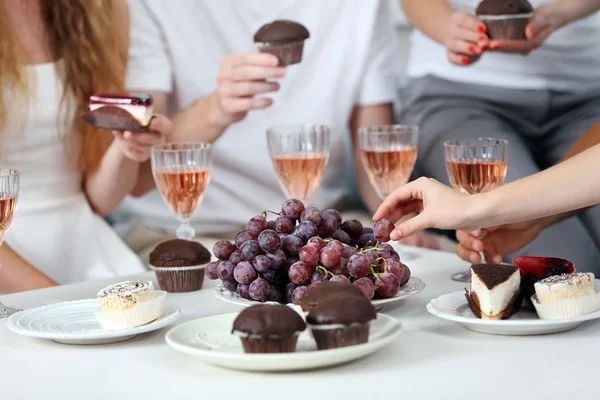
[374, 218, 395, 242]
[249, 278, 269, 301]
[320, 247, 342, 269]
[281, 199, 305, 221]
[238, 283, 251, 300]
[235, 230, 257, 248]
[327, 239, 344, 254]
[240, 240, 261, 261]
[285, 283, 298, 303]
[318, 213, 338, 237]
[258, 229, 281, 253]
[337, 257, 349, 276]
[205, 261, 219, 280]
[385, 258, 405, 280]
[292, 285, 308, 305]
[341, 219, 363, 239]
[221, 279, 238, 292]
[267, 285, 283, 303]
[400, 265, 411, 287]
[266, 220, 277, 231]
[300, 207, 322, 226]
[275, 216, 295, 234]
[299, 245, 320, 265]
[233, 261, 257, 284]
[322, 209, 342, 227]
[311, 268, 327, 283]
[376, 272, 400, 298]
[261, 268, 276, 283]
[357, 233, 377, 248]
[330, 275, 351, 284]
[293, 221, 319, 243]
[347, 254, 370, 278]
[213, 240, 236, 261]
[229, 250, 243, 265]
[217, 261, 236, 281]
[378, 243, 394, 259]
[331, 229, 351, 245]
[354, 277, 375, 299]
[390, 250, 400, 261]
[253, 254, 271, 272]
[363, 249, 379, 265]
[288, 261, 312, 284]
[281, 234, 303, 256]
[266, 249, 286, 270]
[307, 236, 326, 251]
[342, 246, 358, 259]
[246, 215, 267, 235]
[361, 227, 373, 235]
[285, 256, 300, 269]
[307, 281, 322, 291]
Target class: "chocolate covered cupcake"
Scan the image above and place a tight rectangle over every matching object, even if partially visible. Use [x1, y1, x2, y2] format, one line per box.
[300, 281, 364, 312]
[307, 295, 376, 350]
[232, 304, 306, 353]
[254, 20, 310, 66]
[476, 0, 533, 40]
[149, 239, 211, 293]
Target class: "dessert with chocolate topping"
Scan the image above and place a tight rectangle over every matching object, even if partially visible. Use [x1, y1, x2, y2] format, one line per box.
[306, 294, 376, 350]
[300, 281, 364, 312]
[476, 0, 534, 40]
[513, 256, 575, 305]
[83, 93, 154, 132]
[232, 304, 306, 353]
[149, 239, 211, 293]
[532, 273, 600, 319]
[466, 264, 521, 320]
[254, 20, 310, 66]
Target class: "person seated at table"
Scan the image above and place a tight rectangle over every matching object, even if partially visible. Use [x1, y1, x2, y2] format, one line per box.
[112, 0, 440, 260]
[0, 0, 171, 293]
[398, 0, 600, 267]
[373, 142, 600, 274]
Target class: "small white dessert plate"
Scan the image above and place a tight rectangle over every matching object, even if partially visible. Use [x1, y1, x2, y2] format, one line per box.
[7, 299, 181, 345]
[165, 312, 402, 372]
[427, 290, 600, 336]
[214, 276, 426, 310]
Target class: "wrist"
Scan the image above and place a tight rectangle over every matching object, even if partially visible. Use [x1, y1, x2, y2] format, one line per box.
[205, 92, 233, 132]
[551, 1, 577, 28]
[467, 191, 497, 229]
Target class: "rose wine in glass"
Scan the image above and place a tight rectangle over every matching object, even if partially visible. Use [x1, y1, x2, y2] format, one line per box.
[444, 138, 508, 282]
[267, 124, 330, 204]
[0, 169, 19, 318]
[151, 143, 211, 240]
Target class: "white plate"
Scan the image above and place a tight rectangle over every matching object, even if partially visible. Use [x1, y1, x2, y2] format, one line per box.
[426, 289, 600, 336]
[165, 312, 402, 372]
[215, 276, 426, 310]
[7, 299, 181, 345]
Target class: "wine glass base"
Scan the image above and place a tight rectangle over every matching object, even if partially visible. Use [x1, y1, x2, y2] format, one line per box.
[0, 303, 21, 319]
[451, 270, 471, 283]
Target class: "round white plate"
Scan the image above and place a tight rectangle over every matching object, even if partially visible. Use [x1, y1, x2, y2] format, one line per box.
[7, 299, 181, 345]
[215, 276, 426, 309]
[427, 290, 600, 336]
[165, 312, 402, 372]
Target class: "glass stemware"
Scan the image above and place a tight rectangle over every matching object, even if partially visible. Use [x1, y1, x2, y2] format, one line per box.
[0, 169, 20, 318]
[267, 124, 331, 205]
[444, 138, 508, 282]
[151, 142, 211, 240]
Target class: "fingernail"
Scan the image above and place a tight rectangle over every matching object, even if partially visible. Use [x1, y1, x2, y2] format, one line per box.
[494, 256, 503, 264]
[390, 230, 403, 240]
[468, 45, 477, 54]
[473, 242, 483, 252]
[469, 254, 479, 263]
[461, 57, 470, 65]
[480, 45, 488, 51]
[479, 35, 487, 41]
[491, 43, 499, 50]
[527, 27, 535, 37]
[478, 25, 486, 33]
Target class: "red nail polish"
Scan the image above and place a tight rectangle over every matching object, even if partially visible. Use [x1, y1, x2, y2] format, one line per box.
[479, 35, 487, 41]
[468, 45, 476, 53]
[528, 27, 535, 37]
[491, 43, 499, 50]
[461, 57, 470, 65]
[480, 45, 488, 51]
[478, 25, 486, 33]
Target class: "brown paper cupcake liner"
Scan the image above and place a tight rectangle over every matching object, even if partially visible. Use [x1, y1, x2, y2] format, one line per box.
[82, 106, 150, 132]
[257, 41, 305, 66]
[478, 14, 533, 40]
[238, 336, 299, 353]
[150, 265, 205, 293]
[309, 323, 370, 350]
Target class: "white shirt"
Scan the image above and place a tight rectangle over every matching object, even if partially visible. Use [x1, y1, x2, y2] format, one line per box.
[406, 0, 600, 91]
[117, 0, 399, 235]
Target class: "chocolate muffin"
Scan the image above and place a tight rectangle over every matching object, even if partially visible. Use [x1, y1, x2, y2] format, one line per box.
[300, 281, 365, 312]
[307, 294, 376, 350]
[149, 239, 211, 293]
[254, 20, 310, 66]
[476, 0, 534, 40]
[232, 304, 306, 353]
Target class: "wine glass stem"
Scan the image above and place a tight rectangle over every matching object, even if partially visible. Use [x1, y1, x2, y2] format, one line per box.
[176, 220, 195, 241]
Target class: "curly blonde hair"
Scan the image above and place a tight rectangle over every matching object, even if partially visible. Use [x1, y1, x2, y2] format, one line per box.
[0, 0, 128, 172]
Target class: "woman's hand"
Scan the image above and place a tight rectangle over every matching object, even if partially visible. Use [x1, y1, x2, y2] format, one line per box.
[112, 115, 172, 162]
[444, 11, 489, 65]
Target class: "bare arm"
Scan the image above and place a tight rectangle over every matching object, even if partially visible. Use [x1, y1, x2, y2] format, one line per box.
[0, 244, 57, 293]
[401, 0, 455, 45]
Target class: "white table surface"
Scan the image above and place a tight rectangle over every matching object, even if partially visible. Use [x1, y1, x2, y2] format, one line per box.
[1, 246, 597, 400]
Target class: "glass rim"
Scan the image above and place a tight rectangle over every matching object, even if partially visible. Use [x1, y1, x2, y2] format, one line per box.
[151, 142, 212, 152]
[444, 138, 508, 148]
[266, 124, 331, 135]
[358, 124, 419, 135]
[0, 169, 19, 177]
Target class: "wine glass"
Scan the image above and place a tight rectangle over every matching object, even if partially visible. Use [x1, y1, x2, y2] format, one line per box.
[267, 124, 331, 205]
[151, 142, 211, 240]
[444, 138, 508, 282]
[0, 169, 20, 318]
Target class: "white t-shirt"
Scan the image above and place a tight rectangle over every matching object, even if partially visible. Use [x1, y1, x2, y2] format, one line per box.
[117, 0, 399, 235]
[406, 0, 600, 91]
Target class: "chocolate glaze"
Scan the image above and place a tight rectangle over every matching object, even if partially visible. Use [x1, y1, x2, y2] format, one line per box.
[471, 264, 518, 290]
[82, 106, 149, 132]
[300, 281, 364, 311]
[232, 304, 306, 338]
[254, 20, 310, 44]
[476, 0, 533, 15]
[149, 239, 211, 267]
[307, 294, 376, 325]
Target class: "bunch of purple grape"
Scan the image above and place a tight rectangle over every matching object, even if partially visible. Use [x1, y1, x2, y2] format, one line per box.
[205, 199, 411, 304]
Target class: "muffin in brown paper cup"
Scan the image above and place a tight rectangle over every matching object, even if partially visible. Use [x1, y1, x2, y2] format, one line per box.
[235, 333, 301, 354]
[254, 20, 310, 66]
[478, 14, 533, 40]
[149, 239, 211, 293]
[309, 323, 370, 350]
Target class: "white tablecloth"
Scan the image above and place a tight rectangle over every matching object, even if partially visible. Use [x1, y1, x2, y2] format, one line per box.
[1, 246, 596, 400]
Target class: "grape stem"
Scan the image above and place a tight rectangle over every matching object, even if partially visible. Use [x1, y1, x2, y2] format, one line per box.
[316, 264, 334, 280]
[262, 210, 281, 218]
[370, 257, 387, 282]
[323, 237, 350, 248]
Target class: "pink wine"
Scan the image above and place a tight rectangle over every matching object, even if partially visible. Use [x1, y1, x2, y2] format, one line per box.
[361, 147, 417, 199]
[446, 160, 507, 194]
[0, 196, 16, 243]
[271, 153, 327, 202]
[155, 169, 210, 218]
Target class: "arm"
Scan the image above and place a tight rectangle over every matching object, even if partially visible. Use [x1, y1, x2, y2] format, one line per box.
[0, 244, 57, 293]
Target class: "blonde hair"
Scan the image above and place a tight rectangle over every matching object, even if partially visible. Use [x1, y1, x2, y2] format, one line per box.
[0, 0, 128, 172]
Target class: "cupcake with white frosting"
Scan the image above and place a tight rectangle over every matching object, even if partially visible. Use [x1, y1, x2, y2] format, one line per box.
[532, 273, 600, 320]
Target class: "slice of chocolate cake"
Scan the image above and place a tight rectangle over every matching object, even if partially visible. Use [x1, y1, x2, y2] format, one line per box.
[466, 264, 521, 320]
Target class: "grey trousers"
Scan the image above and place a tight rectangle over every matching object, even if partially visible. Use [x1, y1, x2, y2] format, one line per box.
[399, 76, 600, 273]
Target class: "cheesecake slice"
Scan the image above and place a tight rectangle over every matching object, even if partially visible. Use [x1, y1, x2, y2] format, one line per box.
[83, 93, 153, 132]
[466, 264, 521, 320]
